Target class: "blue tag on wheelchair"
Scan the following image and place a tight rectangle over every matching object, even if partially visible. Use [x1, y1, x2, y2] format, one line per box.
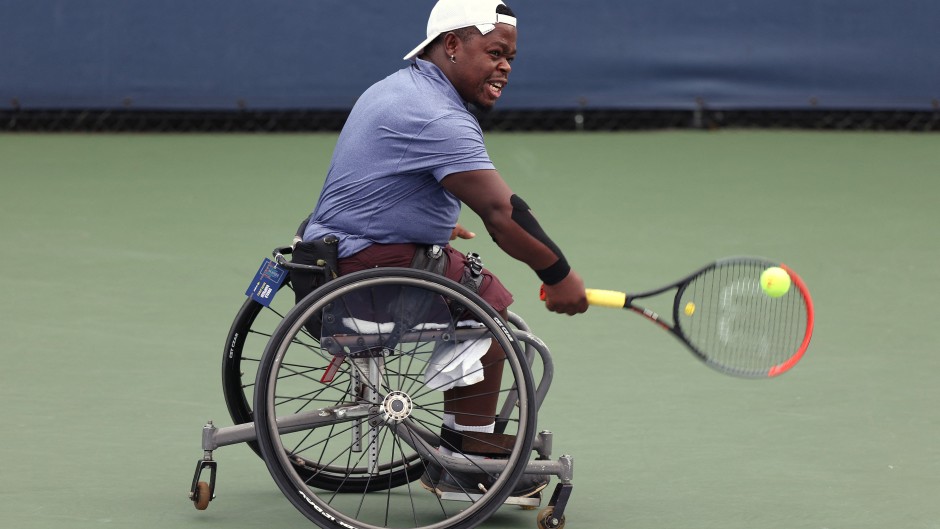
[246, 258, 287, 306]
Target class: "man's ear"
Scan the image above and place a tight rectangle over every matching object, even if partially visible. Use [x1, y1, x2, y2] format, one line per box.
[442, 32, 462, 57]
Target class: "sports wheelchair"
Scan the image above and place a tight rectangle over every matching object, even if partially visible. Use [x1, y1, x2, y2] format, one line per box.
[189, 245, 575, 529]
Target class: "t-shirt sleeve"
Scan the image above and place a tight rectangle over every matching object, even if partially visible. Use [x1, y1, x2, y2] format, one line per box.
[399, 113, 495, 181]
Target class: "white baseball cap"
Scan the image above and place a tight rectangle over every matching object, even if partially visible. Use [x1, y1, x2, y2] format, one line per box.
[403, 0, 517, 61]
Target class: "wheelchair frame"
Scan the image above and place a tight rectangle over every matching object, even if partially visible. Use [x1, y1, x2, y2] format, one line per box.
[189, 247, 575, 529]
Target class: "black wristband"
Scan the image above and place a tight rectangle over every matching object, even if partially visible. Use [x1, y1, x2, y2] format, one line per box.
[536, 258, 570, 286]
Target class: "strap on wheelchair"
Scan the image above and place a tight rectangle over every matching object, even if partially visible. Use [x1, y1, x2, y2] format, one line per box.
[410, 245, 485, 294]
[411, 246, 485, 323]
[290, 235, 339, 303]
[439, 425, 516, 457]
[410, 244, 448, 276]
[461, 252, 484, 294]
[286, 236, 339, 338]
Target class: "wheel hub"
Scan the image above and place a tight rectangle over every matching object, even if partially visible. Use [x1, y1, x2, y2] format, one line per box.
[381, 391, 413, 423]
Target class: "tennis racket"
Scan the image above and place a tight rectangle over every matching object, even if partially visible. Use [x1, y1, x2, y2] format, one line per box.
[542, 257, 815, 378]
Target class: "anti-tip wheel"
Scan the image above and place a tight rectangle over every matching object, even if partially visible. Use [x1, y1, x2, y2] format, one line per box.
[536, 506, 566, 529]
[192, 481, 211, 510]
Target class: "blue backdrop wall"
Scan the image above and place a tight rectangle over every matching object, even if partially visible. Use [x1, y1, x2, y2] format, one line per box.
[1, 0, 937, 111]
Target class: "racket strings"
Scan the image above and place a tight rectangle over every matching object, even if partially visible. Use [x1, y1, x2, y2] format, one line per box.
[678, 261, 810, 377]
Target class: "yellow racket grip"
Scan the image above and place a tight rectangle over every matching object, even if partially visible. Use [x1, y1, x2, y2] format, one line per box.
[585, 288, 627, 308]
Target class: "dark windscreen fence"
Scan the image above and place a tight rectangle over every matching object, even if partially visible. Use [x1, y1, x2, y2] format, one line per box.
[2, 0, 938, 131]
[4, 108, 939, 132]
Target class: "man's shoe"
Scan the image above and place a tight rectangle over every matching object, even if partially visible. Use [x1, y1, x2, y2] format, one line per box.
[419, 460, 548, 498]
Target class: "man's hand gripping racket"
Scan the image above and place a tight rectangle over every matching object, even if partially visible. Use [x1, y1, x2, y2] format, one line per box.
[541, 257, 815, 378]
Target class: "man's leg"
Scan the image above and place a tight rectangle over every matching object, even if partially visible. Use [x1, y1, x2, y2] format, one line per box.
[443, 313, 507, 426]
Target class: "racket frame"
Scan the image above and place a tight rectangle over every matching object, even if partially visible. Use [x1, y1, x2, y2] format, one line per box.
[613, 257, 814, 378]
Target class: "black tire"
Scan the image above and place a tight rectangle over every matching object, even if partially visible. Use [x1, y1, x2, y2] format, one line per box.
[254, 268, 537, 529]
[221, 281, 411, 490]
[221, 284, 293, 457]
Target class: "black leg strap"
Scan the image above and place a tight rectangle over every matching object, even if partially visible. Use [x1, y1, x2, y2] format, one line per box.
[440, 425, 516, 457]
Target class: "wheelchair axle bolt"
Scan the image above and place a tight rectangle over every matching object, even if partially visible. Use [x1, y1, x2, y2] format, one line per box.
[381, 391, 413, 423]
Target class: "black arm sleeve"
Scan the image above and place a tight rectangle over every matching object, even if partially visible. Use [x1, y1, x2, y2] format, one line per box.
[510, 194, 570, 284]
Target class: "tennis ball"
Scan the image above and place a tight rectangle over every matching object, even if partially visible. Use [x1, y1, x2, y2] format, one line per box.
[760, 267, 791, 298]
[684, 301, 696, 316]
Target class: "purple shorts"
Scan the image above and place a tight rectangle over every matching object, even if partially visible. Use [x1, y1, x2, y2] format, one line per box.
[339, 243, 514, 313]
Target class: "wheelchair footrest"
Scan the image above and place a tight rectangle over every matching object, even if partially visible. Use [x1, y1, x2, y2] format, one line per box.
[438, 490, 542, 507]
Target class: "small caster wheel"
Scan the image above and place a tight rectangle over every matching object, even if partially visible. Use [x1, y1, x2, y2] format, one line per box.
[192, 481, 211, 510]
[536, 506, 565, 529]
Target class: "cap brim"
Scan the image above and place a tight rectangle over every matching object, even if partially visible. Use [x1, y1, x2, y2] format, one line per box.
[403, 33, 438, 61]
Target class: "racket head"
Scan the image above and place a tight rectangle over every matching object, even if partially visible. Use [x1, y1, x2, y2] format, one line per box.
[672, 256, 814, 378]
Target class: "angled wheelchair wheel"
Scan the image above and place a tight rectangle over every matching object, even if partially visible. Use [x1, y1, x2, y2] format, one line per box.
[254, 268, 538, 529]
[222, 281, 407, 490]
[221, 283, 294, 456]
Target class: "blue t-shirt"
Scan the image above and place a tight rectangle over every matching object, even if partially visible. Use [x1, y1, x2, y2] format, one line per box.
[303, 59, 495, 258]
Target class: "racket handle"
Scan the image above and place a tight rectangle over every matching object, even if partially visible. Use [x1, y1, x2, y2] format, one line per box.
[539, 286, 627, 309]
[585, 288, 627, 308]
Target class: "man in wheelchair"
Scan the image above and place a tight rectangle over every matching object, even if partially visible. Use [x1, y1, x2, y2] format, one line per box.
[293, 0, 587, 499]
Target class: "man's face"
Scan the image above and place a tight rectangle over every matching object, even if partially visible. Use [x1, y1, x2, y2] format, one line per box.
[450, 24, 517, 110]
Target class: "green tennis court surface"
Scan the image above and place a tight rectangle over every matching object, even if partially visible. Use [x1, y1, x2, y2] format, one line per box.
[1, 131, 938, 528]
